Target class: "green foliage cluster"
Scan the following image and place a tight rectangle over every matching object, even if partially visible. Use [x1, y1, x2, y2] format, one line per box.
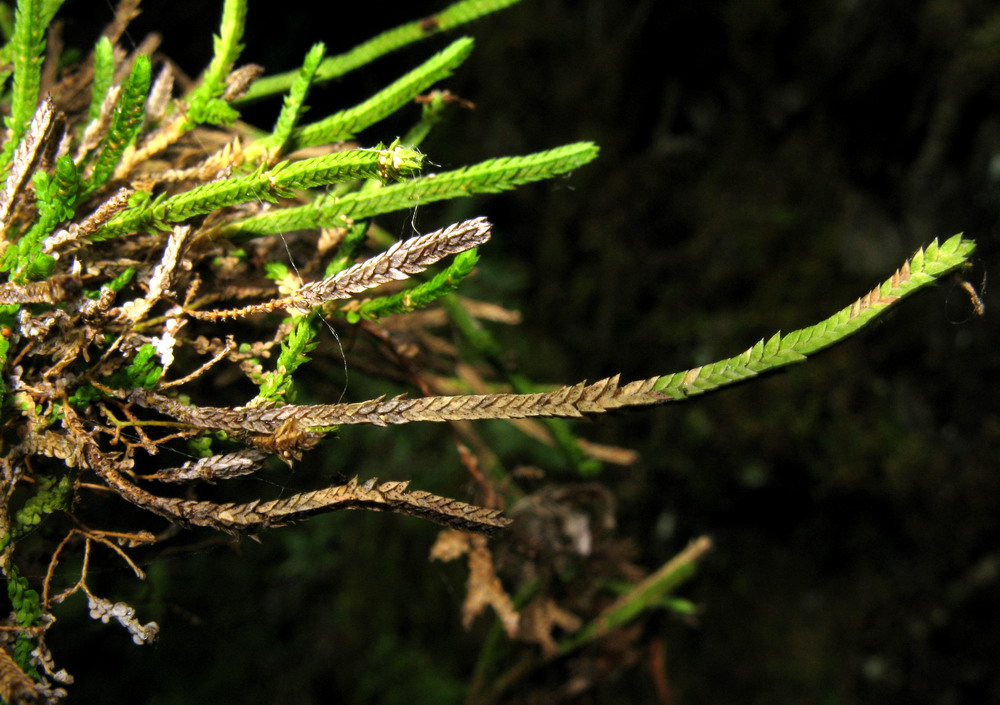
[87, 56, 151, 194]
[255, 316, 318, 403]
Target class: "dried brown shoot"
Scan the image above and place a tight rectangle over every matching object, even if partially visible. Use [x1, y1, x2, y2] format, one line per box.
[43, 188, 133, 253]
[518, 595, 582, 658]
[431, 530, 520, 636]
[128, 374, 670, 433]
[0, 646, 40, 705]
[190, 217, 493, 319]
[960, 279, 985, 316]
[0, 98, 56, 236]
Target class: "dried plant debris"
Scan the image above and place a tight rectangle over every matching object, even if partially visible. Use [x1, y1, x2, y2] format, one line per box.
[190, 216, 493, 319]
[0, 0, 978, 698]
[85, 594, 159, 646]
[518, 595, 583, 658]
[0, 646, 44, 705]
[431, 530, 520, 635]
[139, 448, 267, 483]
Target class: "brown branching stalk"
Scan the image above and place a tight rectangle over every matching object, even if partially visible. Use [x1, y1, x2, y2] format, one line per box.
[128, 374, 670, 431]
[63, 404, 510, 535]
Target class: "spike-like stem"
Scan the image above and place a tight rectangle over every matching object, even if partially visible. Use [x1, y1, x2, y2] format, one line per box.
[133, 235, 976, 431]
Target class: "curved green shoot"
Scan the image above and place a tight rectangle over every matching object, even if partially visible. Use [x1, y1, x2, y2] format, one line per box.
[255, 42, 327, 159]
[88, 36, 114, 121]
[255, 315, 319, 404]
[558, 537, 712, 655]
[0, 0, 46, 171]
[344, 248, 482, 322]
[224, 142, 600, 240]
[284, 37, 475, 152]
[94, 144, 425, 238]
[185, 0, 247, 126]
[86, 54, 151, 194]
[238, 0, 523, 103]
[651, 234, 976, 399]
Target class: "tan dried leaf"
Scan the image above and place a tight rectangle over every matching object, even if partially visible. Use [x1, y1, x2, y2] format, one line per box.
[462, 534, 519, 637]
[0, 276, 81, 305]
[102, 0, 142, 46]
[222, 64, 265, 102]
[154, 137, 245, 183]
[429, 529, 471, 562]
[43, 187, 133, 252]
[242, 418, 321, 465]
[145, 62, 175, 122]
[120, 225, 192, 323]
[519, 595, 582, 658]
[76, 84, 120, 162]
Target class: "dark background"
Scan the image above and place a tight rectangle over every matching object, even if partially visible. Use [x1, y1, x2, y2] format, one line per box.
[46, 1, 999, 703]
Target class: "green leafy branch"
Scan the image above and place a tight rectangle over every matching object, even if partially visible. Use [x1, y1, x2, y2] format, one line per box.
[6, 566, 41, 675]
[0, 0, 45, 171]
[85, 55, 152, 195]
[184, 0, 247, 126]
[651, 234, 976, 398]
[281, 36, 474, 153]
[11, 474, 73, 546]
[255, 315, 319, 404]
[69, 343, 164, 408]
[559, 537, 711, 655]
[253, 42, 327, 160]
[225, 142, 600, 240]
[239, 0, 523, 103]
[94, 144, 425, 238]
[1, 155, 80, 282]
[0, 473, 72, 674]
[343, 248, 482, 322]
[88, 36, 115, 122]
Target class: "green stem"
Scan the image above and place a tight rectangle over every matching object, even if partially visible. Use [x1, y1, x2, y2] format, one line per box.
[224, 143, 599, 240]
[238, 0, 524, 103]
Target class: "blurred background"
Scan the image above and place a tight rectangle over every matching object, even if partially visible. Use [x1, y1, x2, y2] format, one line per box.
[46, 1, 999, 703]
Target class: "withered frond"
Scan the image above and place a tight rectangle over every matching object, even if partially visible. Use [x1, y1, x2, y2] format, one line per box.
[118, 225, 192, 323]
[42, 187, 133, 252]
[78, 427, 509, 535]
[191, 216, 492, 319]
[0, 275, 81, 305]
[13, 430, 86, 468]
[138, 449, 267, 483]
[0, 97, 56, 236]
[129, 374, 670, 432]
[432, 531, 520, 636]
[0, 646, 40, 705]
